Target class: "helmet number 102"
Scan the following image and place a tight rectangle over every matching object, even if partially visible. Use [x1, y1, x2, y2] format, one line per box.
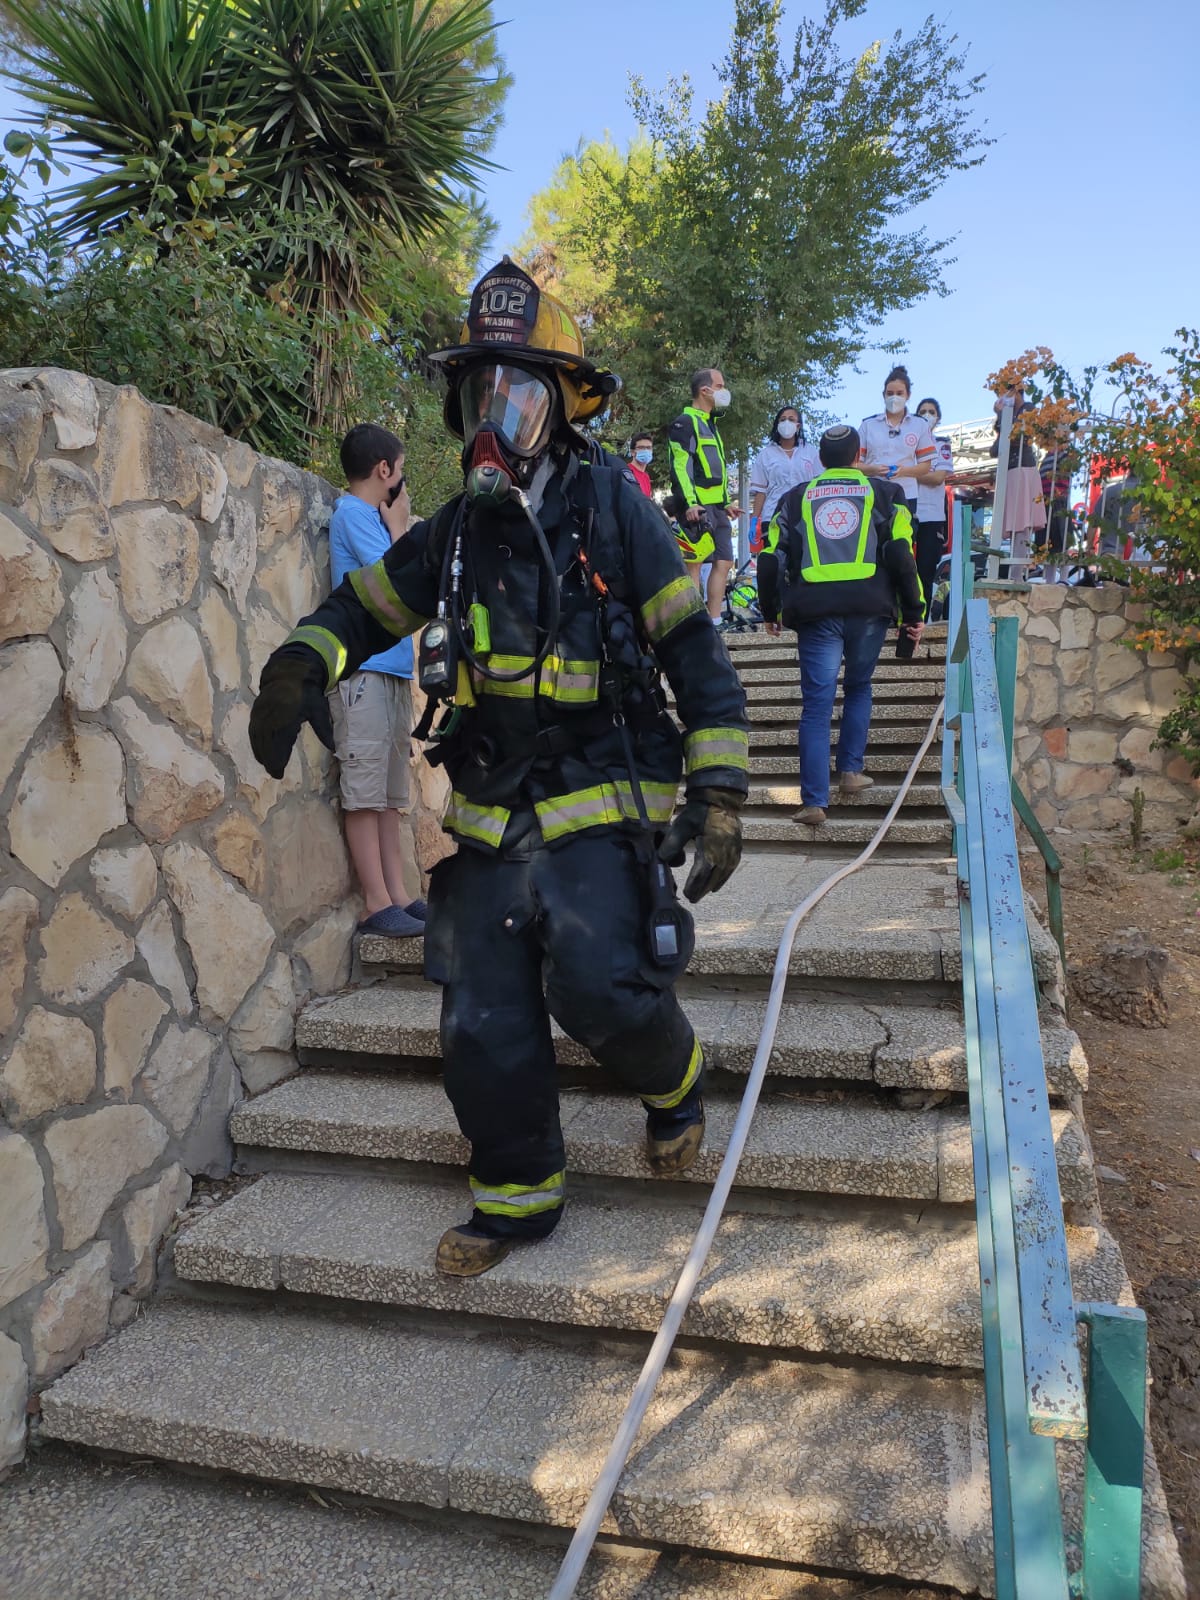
[480, 287, 527, 315]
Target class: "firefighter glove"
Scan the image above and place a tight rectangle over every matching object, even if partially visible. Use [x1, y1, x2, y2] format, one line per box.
[249, 648, 335, 779]
[658, 788, 744, 903]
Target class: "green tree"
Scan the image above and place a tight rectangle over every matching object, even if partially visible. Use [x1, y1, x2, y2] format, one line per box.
[520, 0, 989, 456]
[3, 0, 506, 428]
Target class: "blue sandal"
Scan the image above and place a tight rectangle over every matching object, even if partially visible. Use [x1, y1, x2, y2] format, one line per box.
[403, 899, 427, 921]
[357, 904, 425, 938]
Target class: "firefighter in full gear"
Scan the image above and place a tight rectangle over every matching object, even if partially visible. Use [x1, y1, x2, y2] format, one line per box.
[757, 425, 924, 827]
[249, 258, 749, 1278]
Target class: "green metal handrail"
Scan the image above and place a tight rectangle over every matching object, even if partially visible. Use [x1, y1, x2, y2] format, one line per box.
[941, 524, 1147, 1598]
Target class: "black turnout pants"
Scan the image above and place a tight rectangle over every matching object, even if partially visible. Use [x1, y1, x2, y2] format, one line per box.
[423, 829, 700, 1239]
[915, 519, 947, 621]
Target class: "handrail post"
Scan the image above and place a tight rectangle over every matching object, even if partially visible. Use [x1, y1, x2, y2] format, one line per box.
[1076, 1304, 1147, 1600]
[992, 613, 1018, 773]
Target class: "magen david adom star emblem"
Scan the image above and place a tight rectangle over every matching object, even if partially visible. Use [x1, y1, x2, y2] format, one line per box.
[813, 499, 858, 541]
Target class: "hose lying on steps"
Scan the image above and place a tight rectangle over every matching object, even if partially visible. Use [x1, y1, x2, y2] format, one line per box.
[546, 691, 948, 1600]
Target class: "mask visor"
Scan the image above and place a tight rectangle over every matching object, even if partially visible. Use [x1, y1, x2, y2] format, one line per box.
[460, 364, 554, 458]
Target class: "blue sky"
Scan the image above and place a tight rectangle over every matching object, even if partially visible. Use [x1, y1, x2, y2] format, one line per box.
[2, 0, 1194, 433]
[480, 0, 1195, 429]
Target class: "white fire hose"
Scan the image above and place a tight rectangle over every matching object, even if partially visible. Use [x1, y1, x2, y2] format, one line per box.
[547, 692, 948, 1599]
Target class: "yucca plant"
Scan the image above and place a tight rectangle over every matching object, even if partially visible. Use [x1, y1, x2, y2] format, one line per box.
[3, 0, 501, 425]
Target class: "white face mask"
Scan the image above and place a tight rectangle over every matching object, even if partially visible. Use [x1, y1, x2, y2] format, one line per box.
[776, 420, 799, 440]
[711, 386, 731, 409]
[884, 394, 907, 415]
[918, 412, 938, 426]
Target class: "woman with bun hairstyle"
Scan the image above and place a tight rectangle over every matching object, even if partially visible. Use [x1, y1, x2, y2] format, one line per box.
[913, 396, 955, 619]
[859, 365, 938, 522]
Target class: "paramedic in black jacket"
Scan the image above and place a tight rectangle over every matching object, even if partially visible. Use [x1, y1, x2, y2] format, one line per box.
[757, 425, 924, 828]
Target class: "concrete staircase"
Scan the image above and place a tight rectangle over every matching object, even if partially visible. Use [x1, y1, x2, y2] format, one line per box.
[31, 625, 1184, 1597]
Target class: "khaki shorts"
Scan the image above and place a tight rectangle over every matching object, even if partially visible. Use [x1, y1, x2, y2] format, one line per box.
[329, 671, 413, 811]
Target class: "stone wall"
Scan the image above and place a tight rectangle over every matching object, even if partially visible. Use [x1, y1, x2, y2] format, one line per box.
[0, 368, 447, 1469]
[986, 585, 1200, 836]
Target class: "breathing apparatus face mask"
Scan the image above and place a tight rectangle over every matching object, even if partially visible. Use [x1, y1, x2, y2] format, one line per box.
[884, 393, 907, 415]
[460, 362, 558, 502]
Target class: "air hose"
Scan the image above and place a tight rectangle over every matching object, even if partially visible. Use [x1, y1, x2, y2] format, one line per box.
[546, 689, 948, 1600]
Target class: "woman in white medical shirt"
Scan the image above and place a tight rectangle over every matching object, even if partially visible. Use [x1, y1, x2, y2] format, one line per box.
[859, 365, 937, 514]
[749, 406, 822, 532]
[913, 396, 954, 618]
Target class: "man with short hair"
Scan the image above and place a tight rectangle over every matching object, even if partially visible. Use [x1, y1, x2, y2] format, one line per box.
[627, 431, 655, 497]
[668, 368, 741, 622]
[758, 425, 924, 827]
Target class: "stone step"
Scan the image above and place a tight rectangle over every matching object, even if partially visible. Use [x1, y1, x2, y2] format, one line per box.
[293, 985, 1085, 1097]
[740, 680, 944, 704]
[231, 1072, 1096, 1208]
[726, 626, 949, 652]
[744, 783, 944, 810]
[737, 663, 946, 685]
[2, 1447, 936, 1600]
[741, 699, 944, 724]
[174, 1171, 1119, 1370]
[750, 750, 942, 776]
[750, 723, 939, 748]
[742, 816, 951, 847]
[38, 1296, 996, 1591]
[359, 857, 1060, 993]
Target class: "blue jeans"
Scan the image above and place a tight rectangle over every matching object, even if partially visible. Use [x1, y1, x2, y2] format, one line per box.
[795, 615, 889, 808]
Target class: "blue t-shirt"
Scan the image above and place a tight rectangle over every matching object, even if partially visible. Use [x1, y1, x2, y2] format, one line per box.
[328, 494, 413, 678]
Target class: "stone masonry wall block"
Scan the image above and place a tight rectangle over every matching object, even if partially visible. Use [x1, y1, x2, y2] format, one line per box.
[94, 385, 154, 506]
[256, 538, 320, 625]
[0, 638, 62, 792]
[37, 894, 133, 1007]
[230, 952, 297, 1070]
[258, 465, 306, 548]
[120, 1163, 191, 1295]
[64, 568, 127, 711]
[29, 1241, 114, 1382]
[112, 506, 199, 623]
[162, 842, 275, 1024]
[90, 843, 158, 923]
[0, 888, 40, 1036]
[1, 1007, 97, 1124]
[208, 811, 266, 896]
[102, 980, 169, 1097]
[245, 602, 288, 688]
[1024, 613, 1060, 643]
[210, 496, 258, 610]
[261, 801, 353, 937]
[10, 724, 127, 889]
[0, 1130, 50, 1308]
[1094, 647, 1143, 694]
[0, 383, 44, 501]
[198, 589, 242, 692]
[1067, 729, 1116, 765]
[126, 615, 214, 745]
[134, 902, 194, 1017]
[140, 1022, 219, 1136]
[1059, 605, 1096, 651]
[1026, 583, 1066, 614]
[44, 1105, 169, 1251]
[28, 459, 113, 563]
[0, 1333, 27, 1471]
[0, 507, 64, 642]
[217, 701, 291, 822]
[293, 903, 358, 995]
[111, 696, 224, 842]
[1096, 614, 1127, 642]
[34, 369, 98, 450]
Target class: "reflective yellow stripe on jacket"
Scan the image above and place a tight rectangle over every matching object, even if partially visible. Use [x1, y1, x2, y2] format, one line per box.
[470, 1169, 565, 1219]
[285, 625, 347, 691]
[535, 780, 678, 844]
[684, 727, 750, 777]
[475, 655, 600, 705]
[641, 576, 705, 645]
[349, 559, 430, 637]
[443, 792, 510, 848]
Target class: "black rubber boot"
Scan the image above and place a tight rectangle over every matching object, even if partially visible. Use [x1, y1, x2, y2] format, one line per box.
[435, 1223, 514, 1278]
[644, 1082, 706, 1176]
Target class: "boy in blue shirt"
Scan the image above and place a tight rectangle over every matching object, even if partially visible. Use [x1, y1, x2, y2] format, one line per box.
[328, 424, 425, 937]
